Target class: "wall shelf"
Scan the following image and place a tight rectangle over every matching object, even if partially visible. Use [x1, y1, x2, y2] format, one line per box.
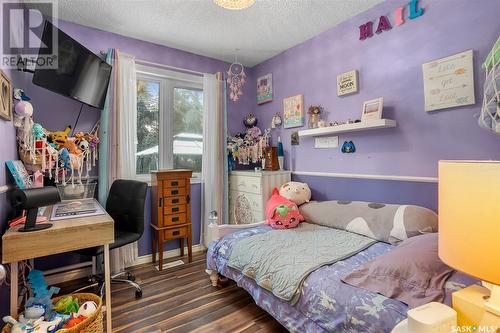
[297, 119, 397, 137]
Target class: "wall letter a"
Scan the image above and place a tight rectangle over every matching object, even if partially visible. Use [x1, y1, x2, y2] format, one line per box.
[359, 21, 373, 40]
[376, 16, 392, 34]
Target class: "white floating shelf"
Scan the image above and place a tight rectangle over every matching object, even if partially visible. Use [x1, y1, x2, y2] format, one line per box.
[297, 119, 397, 137]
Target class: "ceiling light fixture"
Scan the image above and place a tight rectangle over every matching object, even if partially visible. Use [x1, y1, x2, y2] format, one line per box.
[214, 0, 255, 10]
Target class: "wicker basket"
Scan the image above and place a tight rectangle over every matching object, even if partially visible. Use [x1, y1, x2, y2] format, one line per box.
[1, 293, 103, 333]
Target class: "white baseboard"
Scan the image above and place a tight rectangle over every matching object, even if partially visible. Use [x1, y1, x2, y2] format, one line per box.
[44, 244, 206, 286]
[292, 171, 438, 183]
[130, 244, 205, 266]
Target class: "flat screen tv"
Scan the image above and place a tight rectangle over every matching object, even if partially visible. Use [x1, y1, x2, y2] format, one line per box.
[32, 21, 112, 109]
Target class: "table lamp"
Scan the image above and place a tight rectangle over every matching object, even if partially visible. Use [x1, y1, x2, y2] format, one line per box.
[439, 160, 500, 326]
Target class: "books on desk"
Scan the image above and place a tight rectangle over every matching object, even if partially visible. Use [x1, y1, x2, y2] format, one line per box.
[50, 199, 106, 221]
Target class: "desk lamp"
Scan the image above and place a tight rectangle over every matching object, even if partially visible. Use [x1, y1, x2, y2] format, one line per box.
[439, 161, 500, 326]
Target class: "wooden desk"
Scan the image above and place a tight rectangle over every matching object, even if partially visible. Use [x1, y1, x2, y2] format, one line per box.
[2, 205, 115, 333]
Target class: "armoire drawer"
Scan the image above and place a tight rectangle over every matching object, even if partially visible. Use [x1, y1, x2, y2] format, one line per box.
[162, 213, 187, 226]
[229, 175, 262, 194]
[163, 179, 186, 188]
[163, 187, 186, 197]
[163, 204, 187, 215]
[163, 196, 187, 206]
[164, 226, 188, 239]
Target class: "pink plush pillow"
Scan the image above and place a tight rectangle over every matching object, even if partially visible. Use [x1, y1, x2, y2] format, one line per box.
[265, 188, 303, 229]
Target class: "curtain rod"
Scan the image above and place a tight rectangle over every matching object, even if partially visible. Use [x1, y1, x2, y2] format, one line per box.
[99, 50, 206, 76]
[136, 59, 206, 76]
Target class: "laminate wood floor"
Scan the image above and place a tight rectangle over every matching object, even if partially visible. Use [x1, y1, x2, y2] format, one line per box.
[58, 252, 288, 333]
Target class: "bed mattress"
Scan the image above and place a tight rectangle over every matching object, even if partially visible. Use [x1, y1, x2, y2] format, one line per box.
[207, 225, 477, 333]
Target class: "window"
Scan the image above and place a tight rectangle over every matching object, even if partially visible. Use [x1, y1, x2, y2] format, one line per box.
[135, 65, 203, 179]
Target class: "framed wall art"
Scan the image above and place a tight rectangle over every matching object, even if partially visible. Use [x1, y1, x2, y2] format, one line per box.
[361, 97, 383, 121]
[0, 69, 12, 121]
[337, 69, 359, 96]
[422, 49, 475, 112]
[283, 94, 304, 128]
[257, 73, 273, 104]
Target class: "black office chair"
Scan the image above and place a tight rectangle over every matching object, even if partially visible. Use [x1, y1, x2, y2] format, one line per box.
[74, 179, 148, 298]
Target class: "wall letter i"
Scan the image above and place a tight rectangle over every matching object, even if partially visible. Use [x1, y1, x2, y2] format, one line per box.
[394, 6, 405, 26]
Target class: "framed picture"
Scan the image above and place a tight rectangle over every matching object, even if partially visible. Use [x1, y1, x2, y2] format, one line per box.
[257, 73, 273, 104]
[422, 49, 475, 112]
[337, 69, 359, 96]
[361, 97, 383, 121]
[0, 69, 12, 121]
[283, 94, 304, 128]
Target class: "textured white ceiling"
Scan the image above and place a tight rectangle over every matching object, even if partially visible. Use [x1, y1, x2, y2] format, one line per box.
[53, 0, 383, 67]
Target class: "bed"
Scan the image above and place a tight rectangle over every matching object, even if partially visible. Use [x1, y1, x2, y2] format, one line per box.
[205, 204, 477, 333]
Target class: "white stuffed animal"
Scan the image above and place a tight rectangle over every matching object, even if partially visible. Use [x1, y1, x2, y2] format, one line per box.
[77, 300, 97, 317]
[279, 182, 311, 205]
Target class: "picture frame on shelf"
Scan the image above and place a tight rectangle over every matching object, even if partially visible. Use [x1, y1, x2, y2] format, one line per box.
[361, 97, 383, 122]
[283, 94, 304, 128]
[257, 73, 273, 104]
[0, 69, 12, 121]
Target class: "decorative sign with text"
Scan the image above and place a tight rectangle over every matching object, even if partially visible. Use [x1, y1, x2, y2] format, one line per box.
[422, 50, 475, 112]
[337, 70, 358, 96]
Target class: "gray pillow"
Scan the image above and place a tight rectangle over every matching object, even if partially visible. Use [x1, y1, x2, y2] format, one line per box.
[299, 200, 437, 244]
[341, 233, 454, 308]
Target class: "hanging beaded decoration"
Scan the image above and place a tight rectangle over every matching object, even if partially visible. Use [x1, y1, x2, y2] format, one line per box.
[227, 58, 246, 102]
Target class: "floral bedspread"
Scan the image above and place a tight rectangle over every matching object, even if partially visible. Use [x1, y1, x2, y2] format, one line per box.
[207, 225, 477, 333]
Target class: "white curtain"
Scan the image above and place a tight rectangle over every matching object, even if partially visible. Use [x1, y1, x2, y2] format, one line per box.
[110, 51, 138, 272]
[201, 73, 225, 247]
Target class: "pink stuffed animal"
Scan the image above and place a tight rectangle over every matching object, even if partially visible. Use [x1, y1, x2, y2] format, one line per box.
[265, 188, 304, 229]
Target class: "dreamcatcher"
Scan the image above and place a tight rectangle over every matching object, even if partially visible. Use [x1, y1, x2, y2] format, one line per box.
[227, 53, 246, 102]
[479, 36, 500, 134]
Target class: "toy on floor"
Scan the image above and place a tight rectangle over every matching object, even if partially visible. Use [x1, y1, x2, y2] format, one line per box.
[2, 315, 62, 333]
[279, 181, 311, 205]
[76, 301, 97, 317]
[53, 295, 79, 315]
[62, 313, 87, 329]
[265, 188, 304, 229]
[26, 270, 60, 319]
[47, 312, 70, 332]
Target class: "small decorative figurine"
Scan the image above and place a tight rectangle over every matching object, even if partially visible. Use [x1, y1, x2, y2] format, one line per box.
[330, 121, 339, 126]
[341, 141, 356, 153]
[307, 105, 323, 129]
[271, 113, 282, 128]
[243, 113, 258, 128]
[317, 119, 326, 128]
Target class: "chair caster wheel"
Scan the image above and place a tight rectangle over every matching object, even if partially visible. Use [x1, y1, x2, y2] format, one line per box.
[127, 273, 135, 282]
[135, 290, 142, 298]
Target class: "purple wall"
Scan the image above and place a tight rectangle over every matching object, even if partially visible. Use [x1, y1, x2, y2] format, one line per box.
[246, 0, 500, 179]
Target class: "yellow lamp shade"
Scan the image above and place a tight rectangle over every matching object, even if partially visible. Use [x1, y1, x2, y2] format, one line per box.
[438, 160, 500, 285]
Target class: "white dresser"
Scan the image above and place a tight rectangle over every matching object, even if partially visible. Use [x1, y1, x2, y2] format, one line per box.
[229, 170, 291, 225]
